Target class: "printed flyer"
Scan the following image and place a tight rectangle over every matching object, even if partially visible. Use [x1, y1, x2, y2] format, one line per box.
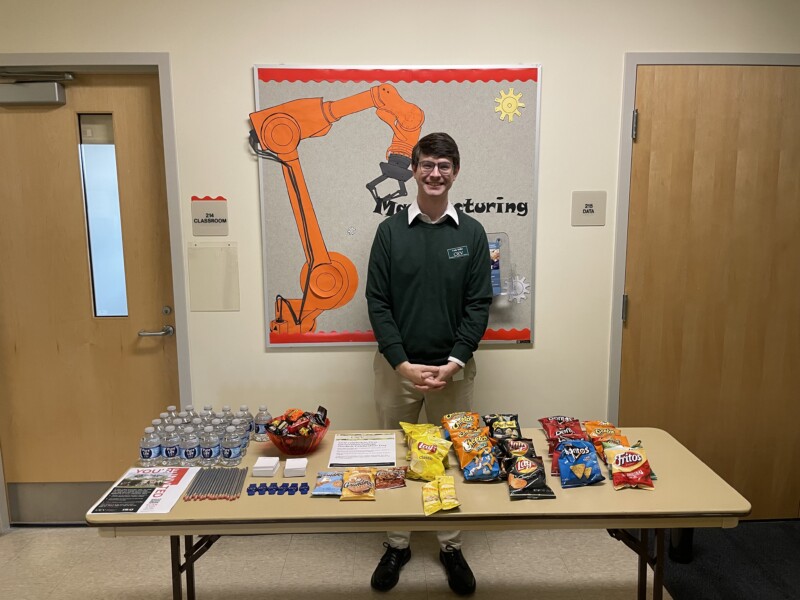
[89, 466, 200, 514]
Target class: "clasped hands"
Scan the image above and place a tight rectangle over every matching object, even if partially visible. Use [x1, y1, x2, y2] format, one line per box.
[396, 361, 461, 391]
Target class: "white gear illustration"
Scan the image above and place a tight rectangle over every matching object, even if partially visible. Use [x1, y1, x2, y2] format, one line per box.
[504, 275, 531, 303]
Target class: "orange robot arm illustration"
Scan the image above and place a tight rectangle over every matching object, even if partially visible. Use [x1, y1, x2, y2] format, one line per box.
[249, 84, 424, 335]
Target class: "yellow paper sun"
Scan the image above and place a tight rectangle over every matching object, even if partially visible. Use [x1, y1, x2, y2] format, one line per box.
[494, 88, 525, 122]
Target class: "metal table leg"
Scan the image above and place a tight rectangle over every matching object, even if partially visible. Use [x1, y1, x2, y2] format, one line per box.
[170, 535, 183, 600]
[607, 528, 666, 600]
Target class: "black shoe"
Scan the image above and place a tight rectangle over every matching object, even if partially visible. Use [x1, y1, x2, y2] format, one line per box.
[439, 545, 476, 595]
[371, 542, 411, 591]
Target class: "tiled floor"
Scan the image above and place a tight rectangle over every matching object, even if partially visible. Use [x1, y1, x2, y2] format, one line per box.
[0, 527, 671, 599]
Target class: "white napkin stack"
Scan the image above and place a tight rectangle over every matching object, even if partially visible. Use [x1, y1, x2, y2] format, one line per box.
[252, 456, 280, 477]
[283, 457, 308, 477]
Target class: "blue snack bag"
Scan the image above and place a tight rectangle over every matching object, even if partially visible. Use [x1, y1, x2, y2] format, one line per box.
[557, 440, 605, 488]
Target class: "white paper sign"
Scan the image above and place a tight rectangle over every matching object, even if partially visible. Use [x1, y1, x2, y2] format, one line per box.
[191, 196, 229, 236]
[328, 432, 397, 467]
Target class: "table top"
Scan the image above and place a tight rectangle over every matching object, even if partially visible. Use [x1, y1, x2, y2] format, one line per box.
[86, 427, 751, 537]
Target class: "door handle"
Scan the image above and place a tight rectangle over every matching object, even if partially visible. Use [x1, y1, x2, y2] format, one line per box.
[138, 325, 175, 337]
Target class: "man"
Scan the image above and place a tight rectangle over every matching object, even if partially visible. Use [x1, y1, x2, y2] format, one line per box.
[366, 132, 492, 595]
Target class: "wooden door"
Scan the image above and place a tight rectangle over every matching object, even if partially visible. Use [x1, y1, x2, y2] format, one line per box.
[619, 65, 800, 519]
[0, 74, 178, 484]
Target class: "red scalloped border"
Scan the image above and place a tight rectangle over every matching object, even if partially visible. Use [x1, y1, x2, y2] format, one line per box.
[257, 67, 538, 84]
[191, 196, 227, 201]
[268, 328, 531, 345]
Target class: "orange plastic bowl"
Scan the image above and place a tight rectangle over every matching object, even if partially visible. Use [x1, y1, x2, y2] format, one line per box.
[266, 419, 330, 456]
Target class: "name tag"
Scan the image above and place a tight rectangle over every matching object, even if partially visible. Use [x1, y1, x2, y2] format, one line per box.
[447, 246, 469, 259]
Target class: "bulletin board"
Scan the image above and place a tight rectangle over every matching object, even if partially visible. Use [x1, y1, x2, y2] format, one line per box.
[251, 65, 539, 348]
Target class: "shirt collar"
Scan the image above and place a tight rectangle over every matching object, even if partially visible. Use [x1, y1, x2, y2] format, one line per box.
[407, 200, 459, 226]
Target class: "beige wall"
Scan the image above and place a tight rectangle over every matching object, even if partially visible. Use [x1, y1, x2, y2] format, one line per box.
[1, 0, 798, 429]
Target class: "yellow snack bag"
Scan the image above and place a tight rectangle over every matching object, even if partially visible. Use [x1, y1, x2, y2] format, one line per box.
[422, 480, 442, 516]
[437, 475, 460, 511]
[340, 468, 376, 501]
[400, 422, 441, 459]
[408, 432, 452, 481]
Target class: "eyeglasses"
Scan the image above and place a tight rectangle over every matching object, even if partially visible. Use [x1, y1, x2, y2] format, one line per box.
[418, 160, 454, 175]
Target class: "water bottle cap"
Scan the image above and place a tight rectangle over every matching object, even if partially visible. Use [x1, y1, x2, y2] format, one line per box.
[259, 405, 267, 411]
[160, 413, 169, 419]
[172, 418, 183, 426]
[184, 427, 194, 433]
[166, 405, 177, 412]
[204, 426, 214, 432]
[186, 405, 194, 410]
[178, 412, 188, 418]
[231, 418, 241, 425]
[165, 425, 176, 432]
[152, 419, 162, 425]
[145, 427, 155, 433]
[222, 405, 231, 411]
[212, 419, 221, 425]
[240, 405, 248, 411]
[226, 426, 236, 432]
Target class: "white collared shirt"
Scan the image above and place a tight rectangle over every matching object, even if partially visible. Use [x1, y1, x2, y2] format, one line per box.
[407, 200, 460, 226]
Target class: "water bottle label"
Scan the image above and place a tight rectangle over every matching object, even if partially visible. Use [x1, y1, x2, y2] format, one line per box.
[255, 424, 268, 435]
[140, 446, 161, 460]
[201, 445, 220, 459]
[164, 445, 179, 458]
[181, 446, 199, 460]
[222, 446, 242, 459]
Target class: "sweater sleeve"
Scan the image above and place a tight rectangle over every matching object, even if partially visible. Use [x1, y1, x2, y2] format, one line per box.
[365, 223, 407, 368]
[449, 222, 493, 364]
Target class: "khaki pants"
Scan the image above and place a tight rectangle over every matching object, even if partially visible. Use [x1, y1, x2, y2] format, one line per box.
[373, 351, 477, 550]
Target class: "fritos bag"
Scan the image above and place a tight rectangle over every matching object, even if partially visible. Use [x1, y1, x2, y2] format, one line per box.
[605, 446, 655, 491]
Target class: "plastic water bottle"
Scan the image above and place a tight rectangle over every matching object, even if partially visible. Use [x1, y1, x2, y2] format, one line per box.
[177, 411, 189, 427]
[232, 418, 249, 457]
[172, 418, 184, 435]
[159, 412, 170, 425]
[239, 405, 254, 438]
[165, 405, 178, 423]
[185, 405, 199, 422]
[179, 426, 200, 466]
[220, 426, 242, 466]
[220, 405, 234, 425]
[139, 427, 161, 467]
[151, 418, 164, 436]
[191, 417, 203, 432]
[253, 405, 273, 442]
[212, 418, 224, 437]
[199, 426, 220, 467]
[161, 425, 180, 466]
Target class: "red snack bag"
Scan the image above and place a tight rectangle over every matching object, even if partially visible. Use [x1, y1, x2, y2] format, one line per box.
[605, 446, 654, 491]
[541, 419, 583, 442]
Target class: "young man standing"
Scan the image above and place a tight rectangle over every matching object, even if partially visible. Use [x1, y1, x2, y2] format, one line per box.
[366, 132, 492, 595]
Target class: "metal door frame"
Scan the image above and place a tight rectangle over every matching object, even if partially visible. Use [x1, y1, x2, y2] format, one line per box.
[0, 53, 193, 529]
[608, 52, 800, 423]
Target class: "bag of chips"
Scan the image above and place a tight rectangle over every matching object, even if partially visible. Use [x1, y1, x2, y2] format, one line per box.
[605, 446, 655, 491]
[482, 413, 523, 441]
[507, 455, 556, 499]
[407, 433, 452, 481]
[441, 411, 481, 439]
[557, 440, 605, 488]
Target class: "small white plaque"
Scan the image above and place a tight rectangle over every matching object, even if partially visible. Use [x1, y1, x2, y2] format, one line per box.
[571, 191, 606, 226]
[191, 196, 229, 236]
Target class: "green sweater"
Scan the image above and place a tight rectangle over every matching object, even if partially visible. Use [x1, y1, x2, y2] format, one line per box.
[366, 210, 493, 368]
